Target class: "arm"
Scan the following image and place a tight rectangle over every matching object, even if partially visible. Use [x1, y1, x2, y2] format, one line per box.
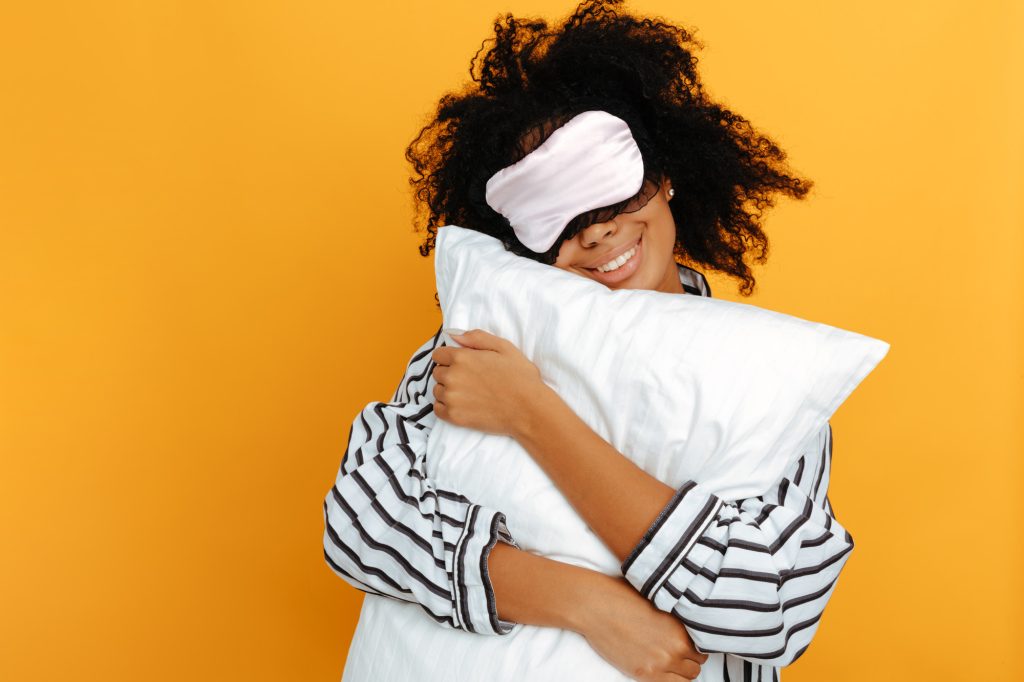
[515, 385, 851, 667]
[322, 324, 519, 635]
[322, 327, 710, 677]
[619, 422, 849, 667]
[323, 324, 638, 637]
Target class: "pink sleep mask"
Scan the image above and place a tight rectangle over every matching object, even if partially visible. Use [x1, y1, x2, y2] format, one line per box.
[484, 110, 646, 253]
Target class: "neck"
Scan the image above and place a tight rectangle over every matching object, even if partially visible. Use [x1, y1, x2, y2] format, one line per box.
[655, 264, 687, 295]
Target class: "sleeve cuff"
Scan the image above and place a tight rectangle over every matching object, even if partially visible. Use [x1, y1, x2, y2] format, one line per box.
[453, 505, 523, 635]
[620, 480, 723, 600]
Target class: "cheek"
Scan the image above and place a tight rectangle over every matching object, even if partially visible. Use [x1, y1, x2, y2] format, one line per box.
[649, 216, 677, 249]
[554, 242, 577, 269]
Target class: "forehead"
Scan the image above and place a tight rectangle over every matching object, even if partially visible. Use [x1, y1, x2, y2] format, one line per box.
[511, 115, 659, 216]
[501, 112, 660, 258]
[563, 173, 661, 231]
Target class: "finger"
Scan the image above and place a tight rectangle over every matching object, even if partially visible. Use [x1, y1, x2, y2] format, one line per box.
[431, 347, 452, 366]
[652, 672, 695, 681]
[432, 395, 449, 422]
[681, 634, 709, 665]
[655, 657, 701, 681]
[455, 329, 502, 351]
[679, 659, 702, 680]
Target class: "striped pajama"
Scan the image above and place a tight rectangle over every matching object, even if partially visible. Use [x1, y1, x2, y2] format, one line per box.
[323, 264, 853, 680]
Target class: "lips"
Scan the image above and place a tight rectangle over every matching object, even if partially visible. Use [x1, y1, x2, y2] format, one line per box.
[586, 235, 642, 270]
[584, 231, 645, 286]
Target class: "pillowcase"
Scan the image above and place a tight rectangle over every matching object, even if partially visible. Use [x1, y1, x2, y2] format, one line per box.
[426, 224, 889, 570]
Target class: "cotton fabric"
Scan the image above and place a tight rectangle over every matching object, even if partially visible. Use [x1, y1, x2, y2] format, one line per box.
[432, 225, 889, 502]
[323, 232, 886, 680]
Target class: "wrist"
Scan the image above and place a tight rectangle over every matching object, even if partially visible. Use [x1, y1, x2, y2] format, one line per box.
[487, 541, 609, 634]
[512, 381, 563, 445]
[558, 566, 612, 635]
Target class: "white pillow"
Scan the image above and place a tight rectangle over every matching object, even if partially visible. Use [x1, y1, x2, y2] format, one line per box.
[426, 224, 889, 571]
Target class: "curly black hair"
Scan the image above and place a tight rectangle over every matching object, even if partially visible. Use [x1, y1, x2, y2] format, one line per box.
[404, 0, 813, 297]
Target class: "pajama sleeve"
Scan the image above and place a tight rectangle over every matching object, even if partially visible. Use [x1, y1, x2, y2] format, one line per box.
[322, 324, 522, 636]
[620, 421, 852, 667]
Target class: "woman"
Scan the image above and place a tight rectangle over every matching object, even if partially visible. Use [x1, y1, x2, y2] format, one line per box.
[323, 1, 850, 680]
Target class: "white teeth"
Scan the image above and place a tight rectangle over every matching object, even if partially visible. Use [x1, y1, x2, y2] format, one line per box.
[597, 244, 637, 272]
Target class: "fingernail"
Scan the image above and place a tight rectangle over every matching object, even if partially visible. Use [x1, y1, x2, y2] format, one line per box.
[443, 327, 467, 337]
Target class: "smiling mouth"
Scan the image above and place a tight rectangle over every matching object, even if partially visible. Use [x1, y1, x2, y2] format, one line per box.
[585, 235, 642, 272]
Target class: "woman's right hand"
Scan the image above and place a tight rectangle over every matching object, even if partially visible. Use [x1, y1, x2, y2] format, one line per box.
[571, 572, 708, 681]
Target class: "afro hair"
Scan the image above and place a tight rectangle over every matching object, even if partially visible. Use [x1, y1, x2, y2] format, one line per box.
[404, 0, 814, 296]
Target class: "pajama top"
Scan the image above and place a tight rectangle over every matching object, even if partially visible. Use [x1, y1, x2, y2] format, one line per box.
[322, 264, 853, 681]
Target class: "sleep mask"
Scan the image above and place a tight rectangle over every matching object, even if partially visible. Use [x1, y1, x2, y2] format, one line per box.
[484, 110, 656, 254]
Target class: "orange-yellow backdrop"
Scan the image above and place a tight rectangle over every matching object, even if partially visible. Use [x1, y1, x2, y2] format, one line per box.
[1, 1, 1021, 680]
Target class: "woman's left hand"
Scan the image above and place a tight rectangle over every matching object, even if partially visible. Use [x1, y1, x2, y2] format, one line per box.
[430, 329, 547, 439]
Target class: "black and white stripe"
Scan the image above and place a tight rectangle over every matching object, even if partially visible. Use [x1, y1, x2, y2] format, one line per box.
[620, 420, 848, 675]
[324, 264, 853, 680]
[322, 323, 519, 635]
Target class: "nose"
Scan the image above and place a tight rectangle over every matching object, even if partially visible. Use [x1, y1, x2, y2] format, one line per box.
[581, 218, 618, 246]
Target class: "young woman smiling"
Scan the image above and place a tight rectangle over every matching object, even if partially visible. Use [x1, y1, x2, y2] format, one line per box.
[324, 2, 850, 681]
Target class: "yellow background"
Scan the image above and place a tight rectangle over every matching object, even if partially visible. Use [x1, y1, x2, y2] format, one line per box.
[1, 1, 1021, 680]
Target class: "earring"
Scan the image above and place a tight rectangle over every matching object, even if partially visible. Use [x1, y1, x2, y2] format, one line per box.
[668, 188, 675, 198]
